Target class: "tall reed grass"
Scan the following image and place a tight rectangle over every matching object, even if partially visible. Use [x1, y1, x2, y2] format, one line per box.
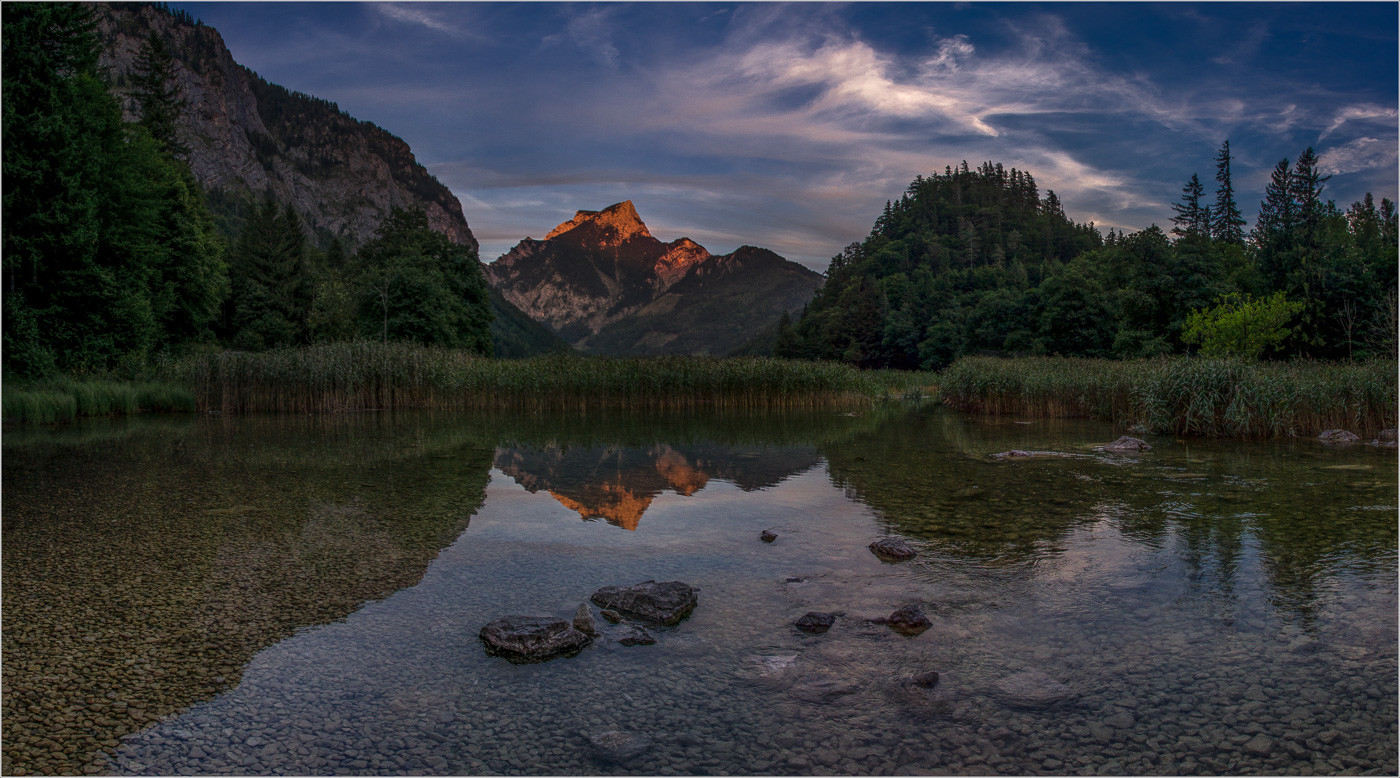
[165, 341, 935, 414]
[2, 378, 196, 424]
[939, 356, 1398, 439]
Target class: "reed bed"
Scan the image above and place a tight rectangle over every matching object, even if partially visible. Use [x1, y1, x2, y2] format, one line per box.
[166, 341, 934, 414]
[2, 378, 196, 424]
[940, 356, 1398, 440]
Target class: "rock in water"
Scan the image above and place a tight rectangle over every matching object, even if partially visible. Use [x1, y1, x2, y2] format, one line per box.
[760, 529, 778, 543]
[590, 580, 698, 626]
[869, 537, 917, 562]
[1104, 436, 1151, 452]
[1318, 429, 1360, 444]
[886, 604, 932, 636]
[794, 612, 835, 634]
[480, 616, 591, 661]
[618, 626, 656, 646]
[600, 609, 624, 624]
[993, 670, 1078, 709]
[586, 730, 652, 764]
[573, 603, 598, 636]
[910, 671, 941, 689]
[1379, 428, 1397, 442]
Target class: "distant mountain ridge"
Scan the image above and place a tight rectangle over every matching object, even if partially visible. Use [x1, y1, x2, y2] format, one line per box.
[487, 202, 823, 355]
[92, 2, 476, 250]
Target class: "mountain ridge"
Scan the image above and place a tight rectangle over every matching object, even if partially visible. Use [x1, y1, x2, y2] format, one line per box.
[486, 202, 823, 355]
[92, 2, 477, 251]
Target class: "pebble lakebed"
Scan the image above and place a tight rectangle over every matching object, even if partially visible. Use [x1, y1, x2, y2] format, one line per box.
[3, 408, 1395, 776]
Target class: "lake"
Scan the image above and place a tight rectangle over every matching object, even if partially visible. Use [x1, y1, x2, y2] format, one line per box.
[2, 405, 1395, 776]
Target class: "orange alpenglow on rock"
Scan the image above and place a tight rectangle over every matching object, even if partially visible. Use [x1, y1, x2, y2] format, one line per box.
[545, 200, 653, 245]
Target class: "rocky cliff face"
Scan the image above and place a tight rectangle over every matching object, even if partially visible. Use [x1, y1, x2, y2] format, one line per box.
[92, 2, 476, 251]
[486, 201, 822, 354]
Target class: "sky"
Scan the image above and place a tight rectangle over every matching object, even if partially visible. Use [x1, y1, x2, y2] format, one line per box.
[172, 2, 1399, 271]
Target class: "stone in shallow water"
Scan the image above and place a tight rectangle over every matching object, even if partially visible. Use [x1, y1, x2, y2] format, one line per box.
[572, 603, 598, 636]
[869, 538, 916, 562]
[993, 670, 1077, 709]
[1104, 436, 1151, 452]
[618, 626, 655, 646]
[479, 616, 591, 661]
[910, 671, 940, 689]
[1318, 429, 1360, 444]
[600, 609, 623, 624]
[586, 730, 651, 764]
[1243, 734, 1276, 757]
[885, 604, 932, 636]
[792, 678, 859, 704]
[794, 612, 835, 634]
[590, 580, 697, 626]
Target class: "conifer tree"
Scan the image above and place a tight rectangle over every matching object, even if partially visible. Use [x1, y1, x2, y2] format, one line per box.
[229, 196, 312, 350]
[130, 33, 186, 155]
[1211, 140, 1246, 244]
[1171, 174, 1211, 237]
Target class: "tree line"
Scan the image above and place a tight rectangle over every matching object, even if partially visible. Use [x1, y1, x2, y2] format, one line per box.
[775, 147, 1397, 367]
[2, 3, 493, 379]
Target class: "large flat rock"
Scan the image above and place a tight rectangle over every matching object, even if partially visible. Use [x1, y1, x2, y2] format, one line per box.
[480, 615, 591, 661]
[590, 580, 698, 626]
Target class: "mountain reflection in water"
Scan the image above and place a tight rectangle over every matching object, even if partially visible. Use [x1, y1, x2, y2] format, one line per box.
[3, 405, 1395, 777]
[493, 443, 820, 529]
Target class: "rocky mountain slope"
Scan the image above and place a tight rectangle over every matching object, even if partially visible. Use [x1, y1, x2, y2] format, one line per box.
[92, 2, 476, 251]
[486, 202, 823, 355]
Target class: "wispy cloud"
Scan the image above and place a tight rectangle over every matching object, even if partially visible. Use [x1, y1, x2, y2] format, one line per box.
[1320, 103, 1399, 140]
[373, 3, 470, 39]
[1319, 137, 1400, 176]
[543, 8, 620, 68]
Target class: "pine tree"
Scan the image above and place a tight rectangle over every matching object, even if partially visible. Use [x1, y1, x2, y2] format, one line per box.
[229, 196, 312, 350]
[1290, 147, 1329, 236]
[130, 33, 186, 155]
[1253, 159, 1295, 245]
[1171, 174, 1211, 237]
[1211, 140, 1245, 244]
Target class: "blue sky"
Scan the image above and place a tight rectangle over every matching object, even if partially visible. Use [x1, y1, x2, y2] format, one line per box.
[173, 2, 1398, 270]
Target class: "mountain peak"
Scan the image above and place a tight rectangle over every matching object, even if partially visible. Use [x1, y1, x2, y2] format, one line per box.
[545, 200, 652, 244]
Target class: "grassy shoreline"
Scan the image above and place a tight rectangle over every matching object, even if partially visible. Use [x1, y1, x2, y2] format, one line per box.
[2, 378, 195, 425]
[6, 346, 1395, 442]
[940, 355, 1397, 440]
[164, 342, 934, 414]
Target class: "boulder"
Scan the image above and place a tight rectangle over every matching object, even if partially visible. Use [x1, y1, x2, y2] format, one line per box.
[572, 603, 598, 636]
[1378, 428, 1397, 442]
[869, 537, 917, 562]
[1318, 429, 1360, 444]
[600, 609, 624, 624]
[480, 616, 591, 661]
[993, 670, 1077, 709]
[794, 611, 835, 634]
[760, 530, 778, 543]
[586, 730, 652, 764]
[591, 580, 698, 626]
[885, 604, 932, 636]
[1104, 436, 1151, 452]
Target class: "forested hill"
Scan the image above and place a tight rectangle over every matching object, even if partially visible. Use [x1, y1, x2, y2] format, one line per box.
[776, 156, 1397, 367]
[92, 2, 477, 250]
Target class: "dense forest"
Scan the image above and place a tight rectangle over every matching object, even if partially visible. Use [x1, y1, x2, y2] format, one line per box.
[776, 151, 1398, 367]
[4, 3, 1395, 382]
[2, 3, 497, 378]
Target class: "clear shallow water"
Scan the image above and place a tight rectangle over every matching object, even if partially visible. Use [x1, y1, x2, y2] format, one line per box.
[2, 406, 1395, 776]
